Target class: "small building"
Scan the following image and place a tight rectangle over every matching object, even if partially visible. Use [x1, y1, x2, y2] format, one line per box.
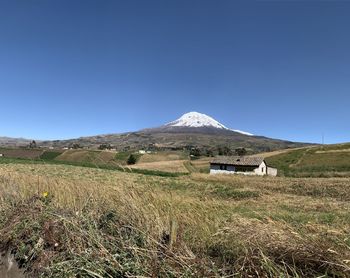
[210, 156, 277, 176]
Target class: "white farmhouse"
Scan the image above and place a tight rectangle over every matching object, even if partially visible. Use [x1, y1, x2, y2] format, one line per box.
[210, 156, 277, 176]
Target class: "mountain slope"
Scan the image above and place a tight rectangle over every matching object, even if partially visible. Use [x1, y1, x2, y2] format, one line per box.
[0, 136, 33, 147]
[164, 112, 253, 135]
[167, 111, 229, 129]
[39, 112, 310, 153]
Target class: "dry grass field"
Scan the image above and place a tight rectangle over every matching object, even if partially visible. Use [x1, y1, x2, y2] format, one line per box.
[186, 157, 212, 173]
[55, 149, 117, 165]
[137, 151, 189, 163]
[0, 149, 44, 159]
[131, 157, 212, 174]
[131, 159, 189, 173]
[0, 162, 349, 277]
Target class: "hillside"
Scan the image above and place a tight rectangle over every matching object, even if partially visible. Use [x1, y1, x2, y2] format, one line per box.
[39, 112, 309, 153]
[3, 142, 350, 178]
[1, 112, 310, 153]
[266, 143, 350, 177]
[0, 137, 33, 147]
[41, 130, 306, 153]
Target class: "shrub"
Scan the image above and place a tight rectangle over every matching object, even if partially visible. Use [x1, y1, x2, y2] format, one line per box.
[127, 154, 138, 165]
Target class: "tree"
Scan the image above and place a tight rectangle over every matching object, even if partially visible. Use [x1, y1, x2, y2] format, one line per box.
[235, 148, 247, 156]
[127, 154, 137, 165]
[217, 146, 232, 156]
[71, 143, 81, 149]
[98, 144, 111, 150]
[222, 146, 232, 156]
[206, 149, 214, 157]
[28, 140, 37, 149]
[190, 148, 201, 157]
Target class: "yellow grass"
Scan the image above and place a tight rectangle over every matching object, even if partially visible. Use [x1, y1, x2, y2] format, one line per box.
[0, 162, 349, 276]
[56, 149, 116, 165]
[130, 159, 189, 173]
[137, 151, 188, 163]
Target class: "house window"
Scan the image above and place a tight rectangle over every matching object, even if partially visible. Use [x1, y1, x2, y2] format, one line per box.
[220, 165, 227, 170]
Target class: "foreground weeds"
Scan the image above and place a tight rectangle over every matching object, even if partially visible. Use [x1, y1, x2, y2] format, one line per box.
[0, 165, 349, 277]
[0, 195, 209, 277]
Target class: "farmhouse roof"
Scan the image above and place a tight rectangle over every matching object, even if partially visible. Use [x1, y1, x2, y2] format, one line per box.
[211, 156, 265, 166]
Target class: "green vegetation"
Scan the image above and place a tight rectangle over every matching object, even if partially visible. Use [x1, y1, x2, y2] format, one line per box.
[114, 151, 133, 162]
[266, 148, 307, 176]
[39, 151, 62, 160]
[266, 144, 350, 177]
[3, 143, 350, 178]
[0, 163, 349, 277]
[127, 153, 140, 165]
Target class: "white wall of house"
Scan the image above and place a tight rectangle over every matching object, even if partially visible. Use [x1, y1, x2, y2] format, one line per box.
[210, 161, 276, 176]
[267, 167, 278, 176]
[210, 169, 236, 174]
[253, 161, 267, 176]
[235, 162, 266, 176]
[210, 164, 236, 175]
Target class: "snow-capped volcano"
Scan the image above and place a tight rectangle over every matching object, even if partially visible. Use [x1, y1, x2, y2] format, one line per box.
[167, 112, 228, 129]
[166, 112, 253, 136]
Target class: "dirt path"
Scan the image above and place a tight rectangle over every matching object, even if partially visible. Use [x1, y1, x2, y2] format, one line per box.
[290, 148, 311, 168]
[251, 146, 315, 158]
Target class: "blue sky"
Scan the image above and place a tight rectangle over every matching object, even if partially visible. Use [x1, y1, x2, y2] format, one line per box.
[0, 0, 349, 144]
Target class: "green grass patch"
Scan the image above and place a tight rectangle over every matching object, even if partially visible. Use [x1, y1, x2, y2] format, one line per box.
[265, 148, 306, 176]
[114, 152, 142, 164]
[266, 144, 350, 177]
[115, 152, 133, 162]
[40, 151, 63, 160]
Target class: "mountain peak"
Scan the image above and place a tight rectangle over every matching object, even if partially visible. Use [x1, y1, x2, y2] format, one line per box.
[167, 112, 228, 129]
[166, 112, 253, 135]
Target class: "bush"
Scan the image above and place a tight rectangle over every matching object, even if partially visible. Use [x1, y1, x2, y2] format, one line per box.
[190, 148, 201, 157]
[127, 154, 138, 165]
[98, 144, 112, 150]
[235, 148, 247, 156]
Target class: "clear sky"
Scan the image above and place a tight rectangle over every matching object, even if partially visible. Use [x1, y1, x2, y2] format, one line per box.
[0, 0, 349, 144]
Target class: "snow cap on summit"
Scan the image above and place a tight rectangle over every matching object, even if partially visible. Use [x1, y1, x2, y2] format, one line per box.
[167, 112, 228, 129]
[166, 112, 253, 135]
